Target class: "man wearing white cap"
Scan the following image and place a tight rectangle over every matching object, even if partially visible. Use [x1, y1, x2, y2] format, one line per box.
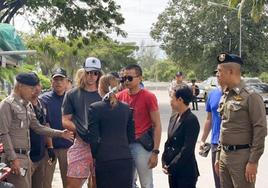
[62, 57, 102, 188]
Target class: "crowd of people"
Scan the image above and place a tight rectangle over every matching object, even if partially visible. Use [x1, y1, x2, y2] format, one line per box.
[0, 52, 267, 188]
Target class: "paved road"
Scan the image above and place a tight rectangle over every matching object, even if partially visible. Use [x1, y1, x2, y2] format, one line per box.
[52, 89, 268, 188]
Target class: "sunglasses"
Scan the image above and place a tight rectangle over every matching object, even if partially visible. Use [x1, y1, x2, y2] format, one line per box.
[120, 75, 139, 83]
[86, 71, 99, 76]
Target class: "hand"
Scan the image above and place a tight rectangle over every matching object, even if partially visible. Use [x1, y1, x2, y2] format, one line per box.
[199, 141, 205, 150]
[60, 129, 74, 142]
[47, 148, 56, 162]
[245, 162, 258, 183]
[162, 165, 169, 175]
[10, 159, 20, 175]
[214, 160, 220, 177]
[148, 153, 158, 169]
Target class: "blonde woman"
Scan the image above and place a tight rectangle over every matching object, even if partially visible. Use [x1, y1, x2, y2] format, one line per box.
[62, 57, 102, 188]
[86, 74, 135, 188]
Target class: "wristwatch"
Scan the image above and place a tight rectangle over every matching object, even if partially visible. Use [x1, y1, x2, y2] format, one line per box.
[152, 149, 160, 155]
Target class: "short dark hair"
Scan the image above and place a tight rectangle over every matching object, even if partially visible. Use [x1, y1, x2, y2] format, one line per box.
[125, 64, 142, 76]
[174, 86, 193, 105]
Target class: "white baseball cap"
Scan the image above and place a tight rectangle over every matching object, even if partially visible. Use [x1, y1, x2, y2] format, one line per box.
[83, 57, 101, 72]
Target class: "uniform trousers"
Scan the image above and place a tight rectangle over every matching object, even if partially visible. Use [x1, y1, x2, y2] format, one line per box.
[31, 156, 46, 188]
[219, 148, 255, 188]
[6, 154, 31, 188]
[95, 159, 134, 188]
[43, 148, 68, 188]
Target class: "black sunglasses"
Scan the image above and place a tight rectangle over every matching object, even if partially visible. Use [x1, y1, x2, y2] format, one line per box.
[120, 75, 139, 82]
[86, 71, 99, 76]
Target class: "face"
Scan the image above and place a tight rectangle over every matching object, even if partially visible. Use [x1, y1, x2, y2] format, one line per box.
[123, 69, 141, 89]
[170, 94, 181, 112]
[85, 70, 100, 87]
[52, 76, 67, 94]
[19, 84, 36, 101]
[176, 75, 183, 83]
[216, 64, 229, 87]
[32, 83, 42, 99]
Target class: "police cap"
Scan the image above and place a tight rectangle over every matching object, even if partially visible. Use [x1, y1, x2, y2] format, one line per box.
[217, 52, 243, 65]
[51, 68, 67, 78]
[16, 72, 40, 86]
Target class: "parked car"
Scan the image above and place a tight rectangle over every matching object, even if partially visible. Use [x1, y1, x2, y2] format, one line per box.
[243, 77, 262, 84]
[198, 77, 219, 101]
[247, 83, 268, 114]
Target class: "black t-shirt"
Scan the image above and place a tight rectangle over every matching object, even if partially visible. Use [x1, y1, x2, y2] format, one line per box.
[62, 87, 102, 129]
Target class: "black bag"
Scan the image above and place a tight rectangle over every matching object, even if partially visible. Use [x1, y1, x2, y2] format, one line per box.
[137, 128, 154, 151]
[195, 85, 200, 96]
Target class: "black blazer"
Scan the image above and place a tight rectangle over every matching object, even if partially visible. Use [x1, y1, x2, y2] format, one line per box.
[87, 100, 135, 163]
[162, 109, 200, 177]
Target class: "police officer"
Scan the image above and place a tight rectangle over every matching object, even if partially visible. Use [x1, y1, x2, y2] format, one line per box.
[214, 53, 267, 188]
[0, 72, 73, 188]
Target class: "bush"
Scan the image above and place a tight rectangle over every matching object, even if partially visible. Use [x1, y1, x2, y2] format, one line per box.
[259, 72, 268, 83]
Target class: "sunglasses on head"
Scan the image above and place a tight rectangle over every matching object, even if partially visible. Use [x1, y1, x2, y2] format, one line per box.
[86, 71, 99, 76]
[120, 75, 139, 83]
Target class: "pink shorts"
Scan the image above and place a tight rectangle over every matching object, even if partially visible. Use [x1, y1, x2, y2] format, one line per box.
[67, 137, 95, 178]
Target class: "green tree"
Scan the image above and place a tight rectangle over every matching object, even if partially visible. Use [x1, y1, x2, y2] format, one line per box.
[151, 0, 268, 78]
[23, 34, 138, 77]
[228, 0, 267, 22]
[0, 0, 126, 38]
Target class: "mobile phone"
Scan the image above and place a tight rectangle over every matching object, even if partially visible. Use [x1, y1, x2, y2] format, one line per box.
[20, 168, 27, 177]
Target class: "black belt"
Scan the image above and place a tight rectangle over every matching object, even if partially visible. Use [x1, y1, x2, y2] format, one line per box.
[14, 148, 29, 155]
[222, 144, 250, 152]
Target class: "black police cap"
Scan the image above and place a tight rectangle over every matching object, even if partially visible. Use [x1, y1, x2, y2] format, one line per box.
[217, 52, 243, 65]
[51, 68, 67, 78]
[16, 72, 40, 86]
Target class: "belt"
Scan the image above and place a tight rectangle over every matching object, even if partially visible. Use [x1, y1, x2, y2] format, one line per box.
[14, 148, 29, 155]
[222, 144, 250, 152]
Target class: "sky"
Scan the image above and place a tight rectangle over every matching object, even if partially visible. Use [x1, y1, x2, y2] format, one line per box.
[13, 0, 169, 57]
[112, 0, 169, 45]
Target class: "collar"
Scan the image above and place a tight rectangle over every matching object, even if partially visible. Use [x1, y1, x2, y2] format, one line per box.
[11, 93, 29, 106]
[228, 81, 245, 95]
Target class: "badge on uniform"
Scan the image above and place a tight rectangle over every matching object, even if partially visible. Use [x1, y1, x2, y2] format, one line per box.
[234, 95, 243, 101]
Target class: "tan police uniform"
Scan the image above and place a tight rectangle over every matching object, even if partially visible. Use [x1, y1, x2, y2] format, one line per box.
[0, 93, 62, 188]
[217, 81, 267, 188]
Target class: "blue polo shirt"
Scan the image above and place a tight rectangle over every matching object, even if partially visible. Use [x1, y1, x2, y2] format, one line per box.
[41, 90, 73, 149]
[206, 88, 222, 144]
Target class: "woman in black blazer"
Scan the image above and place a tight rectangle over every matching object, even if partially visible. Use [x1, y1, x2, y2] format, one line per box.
[162, 86, 200, 188]
[87, 74, 135, 188]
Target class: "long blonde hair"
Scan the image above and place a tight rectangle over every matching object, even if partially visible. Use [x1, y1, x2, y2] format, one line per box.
[98, 74, 119, 108]
[75, 68, 102, 89]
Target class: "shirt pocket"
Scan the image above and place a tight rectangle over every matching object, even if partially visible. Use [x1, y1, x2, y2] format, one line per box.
[11, 111, 27, 129]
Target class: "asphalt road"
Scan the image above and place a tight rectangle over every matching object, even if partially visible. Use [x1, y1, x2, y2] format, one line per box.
[52, 89, 268, 188]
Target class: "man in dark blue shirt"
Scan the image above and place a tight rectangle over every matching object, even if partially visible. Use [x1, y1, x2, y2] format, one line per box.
[41, 68, 72, 188]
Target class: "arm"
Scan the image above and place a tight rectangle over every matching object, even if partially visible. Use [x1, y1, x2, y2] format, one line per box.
[0, 102, 17, 162]
[62, 114, 76, 132]
[168, 117, 200, 172]
[148, 110, 162, 168]
[245, 93, 267, 182]
[200, 112, 212, 149]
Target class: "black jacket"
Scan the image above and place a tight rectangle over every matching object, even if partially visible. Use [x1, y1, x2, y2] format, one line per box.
[162, 109, 200, 177]
[87, 100, 135, 163]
